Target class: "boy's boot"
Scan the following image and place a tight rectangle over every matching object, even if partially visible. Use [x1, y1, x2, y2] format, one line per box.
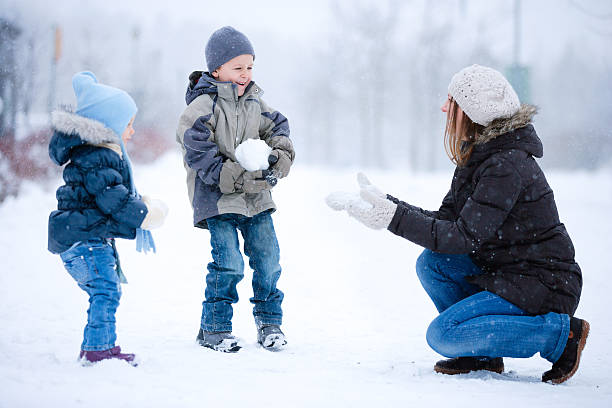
[542, 317, 590, 384]
[79, 346, 137, 366]
[196, 328, 241, 353]
[257, 324, 287, 351]
[434, 357, 504, 375]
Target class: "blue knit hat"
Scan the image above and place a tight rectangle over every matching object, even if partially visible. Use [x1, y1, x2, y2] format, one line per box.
[205, 26, 255, 73]
[72, 71, 138, 137]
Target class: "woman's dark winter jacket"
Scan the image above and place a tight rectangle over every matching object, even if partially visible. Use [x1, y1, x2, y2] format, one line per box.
[387, 105, 582, 316]
[47, 110, 148, 254]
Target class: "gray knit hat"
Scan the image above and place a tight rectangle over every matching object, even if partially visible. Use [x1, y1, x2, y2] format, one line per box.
[205, 26, 255, 73]
[448, 64, 520, 126]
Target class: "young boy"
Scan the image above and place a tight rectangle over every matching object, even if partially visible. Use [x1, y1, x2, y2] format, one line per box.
[176, 26, 295, 352]
[48, 71, 167, 365]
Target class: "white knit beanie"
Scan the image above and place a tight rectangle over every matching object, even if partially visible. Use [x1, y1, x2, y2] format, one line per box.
[448, 64, 520, 126]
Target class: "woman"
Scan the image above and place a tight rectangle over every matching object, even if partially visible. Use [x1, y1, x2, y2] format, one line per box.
[326, 64, 588, 384]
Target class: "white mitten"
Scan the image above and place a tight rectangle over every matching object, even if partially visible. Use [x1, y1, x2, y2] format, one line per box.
[325, 186, 397, 231]
[141, 196, 169, 229]
[346, 188, 397, 230]
[325, 191, 363, 211]
[357, 172, 386, 200]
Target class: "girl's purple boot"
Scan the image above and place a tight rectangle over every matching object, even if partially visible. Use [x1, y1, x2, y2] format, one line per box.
[79, 346, 137, 366]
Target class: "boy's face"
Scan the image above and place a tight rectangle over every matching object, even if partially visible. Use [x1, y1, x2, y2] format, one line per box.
[212, 54, 254, 96]
[122, 117, 135, 144]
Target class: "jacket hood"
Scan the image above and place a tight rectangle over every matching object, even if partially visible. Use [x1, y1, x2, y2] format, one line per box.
[184, 71, 261, 105]
[49, 109, 120, 166]
[477, 104, 538, 144]
[185, 71, 218, 105]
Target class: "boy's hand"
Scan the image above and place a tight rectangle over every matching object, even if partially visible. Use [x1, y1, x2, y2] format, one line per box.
[268, 150, 291, 178]
[219, 161, 246, 194]
[219, 161, 274, 194]
[239, 171, 273, 194]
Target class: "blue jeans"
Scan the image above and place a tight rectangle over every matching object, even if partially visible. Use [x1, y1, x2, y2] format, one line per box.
[202, 210, 283, 332]
[60, 239, 122, 351]
[415, 249, 570, 363]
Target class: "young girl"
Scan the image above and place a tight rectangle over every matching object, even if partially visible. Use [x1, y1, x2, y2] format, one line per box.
[48, 71, 167, 365]
[327, 64, 588, 384]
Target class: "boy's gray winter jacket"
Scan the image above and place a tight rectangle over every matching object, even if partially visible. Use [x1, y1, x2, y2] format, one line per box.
[387, 105, 582, 316]
[176, 72, 294, 228]
[48, 111, 148, 254]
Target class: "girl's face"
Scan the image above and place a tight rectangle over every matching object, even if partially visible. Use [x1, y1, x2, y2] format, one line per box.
[212, 54, 254, 96]
[122, 117, 135, 144]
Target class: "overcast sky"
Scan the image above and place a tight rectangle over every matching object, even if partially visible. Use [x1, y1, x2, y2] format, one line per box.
[5, 0, 612, 69]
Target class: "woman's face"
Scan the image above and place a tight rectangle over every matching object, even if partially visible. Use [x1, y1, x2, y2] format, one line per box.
[441, 95, 451, 113]
[441, 95, 464, 135]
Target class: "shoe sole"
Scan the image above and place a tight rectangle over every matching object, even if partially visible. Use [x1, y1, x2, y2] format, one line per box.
[550, 320, 590, 384]
[78, 356, 138, 367]
[200, 342, 242, 353]
[434, 364, 504, 375]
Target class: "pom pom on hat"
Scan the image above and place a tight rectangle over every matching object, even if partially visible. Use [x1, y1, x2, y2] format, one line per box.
[72, 71, 137, 137]
[205, 26, 255, 73]
[448, 64, 520, 126]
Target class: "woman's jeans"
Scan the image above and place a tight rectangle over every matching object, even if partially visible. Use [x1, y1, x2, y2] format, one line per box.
[415, 249, 570, 363]
[202, 210, 283, 332]
[60, 239, 122, 351]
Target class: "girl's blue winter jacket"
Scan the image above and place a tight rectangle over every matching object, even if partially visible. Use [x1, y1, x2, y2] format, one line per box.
[47, 110, 148, 254]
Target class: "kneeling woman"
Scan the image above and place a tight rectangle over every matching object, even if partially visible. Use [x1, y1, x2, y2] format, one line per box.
[327, 65, 588, 384]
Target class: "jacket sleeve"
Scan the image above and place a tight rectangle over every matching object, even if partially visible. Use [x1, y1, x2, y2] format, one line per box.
[176, 96, 223, 185]
[258, 98, 295, 164]
[388, 188, 455, 221]
[83, 166, 147, 229]
[387, 158, 522, 254]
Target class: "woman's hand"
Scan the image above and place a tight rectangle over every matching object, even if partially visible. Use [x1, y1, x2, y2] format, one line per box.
[325, 173, 397, 230]
[356, 172, 386, 200]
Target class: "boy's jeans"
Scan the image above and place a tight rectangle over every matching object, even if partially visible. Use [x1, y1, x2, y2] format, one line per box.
[415, 249, 570, 363]
[202, 210, 283, 332]
[60, 239, 121, 351]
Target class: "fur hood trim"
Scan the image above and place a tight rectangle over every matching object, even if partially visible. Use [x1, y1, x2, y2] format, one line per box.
[477, 104, 538, 144]
[51, 110, 120, 145]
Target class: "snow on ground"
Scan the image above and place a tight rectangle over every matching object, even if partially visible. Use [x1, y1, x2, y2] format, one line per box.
[1, 151, 611, 407]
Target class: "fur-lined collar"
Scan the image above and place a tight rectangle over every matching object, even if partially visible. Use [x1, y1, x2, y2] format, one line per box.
[51, 110, 120, 145]
[477, 104, 538, 144]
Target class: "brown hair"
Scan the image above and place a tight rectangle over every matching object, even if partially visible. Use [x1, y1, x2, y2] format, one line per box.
[444, 97, 484, 167]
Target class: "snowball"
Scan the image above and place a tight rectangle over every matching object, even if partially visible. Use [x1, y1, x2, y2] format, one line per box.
[235, 139, 272, 171]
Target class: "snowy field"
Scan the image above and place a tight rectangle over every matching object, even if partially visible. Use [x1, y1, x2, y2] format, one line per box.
[1, 151, 611, 407]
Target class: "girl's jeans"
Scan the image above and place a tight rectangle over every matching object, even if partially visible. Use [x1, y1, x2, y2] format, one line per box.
[415, 249, 570, 363]
[202, 210, 283, 332]
[60, 239, 122, 351]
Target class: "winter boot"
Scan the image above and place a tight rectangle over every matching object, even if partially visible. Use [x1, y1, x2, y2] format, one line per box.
[257, 324, 287, 351]
[542, 317, 590, 384]
[196, 328, 241, 353]
[79, 346, 137, 366]
[434, 357, 504, 375]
